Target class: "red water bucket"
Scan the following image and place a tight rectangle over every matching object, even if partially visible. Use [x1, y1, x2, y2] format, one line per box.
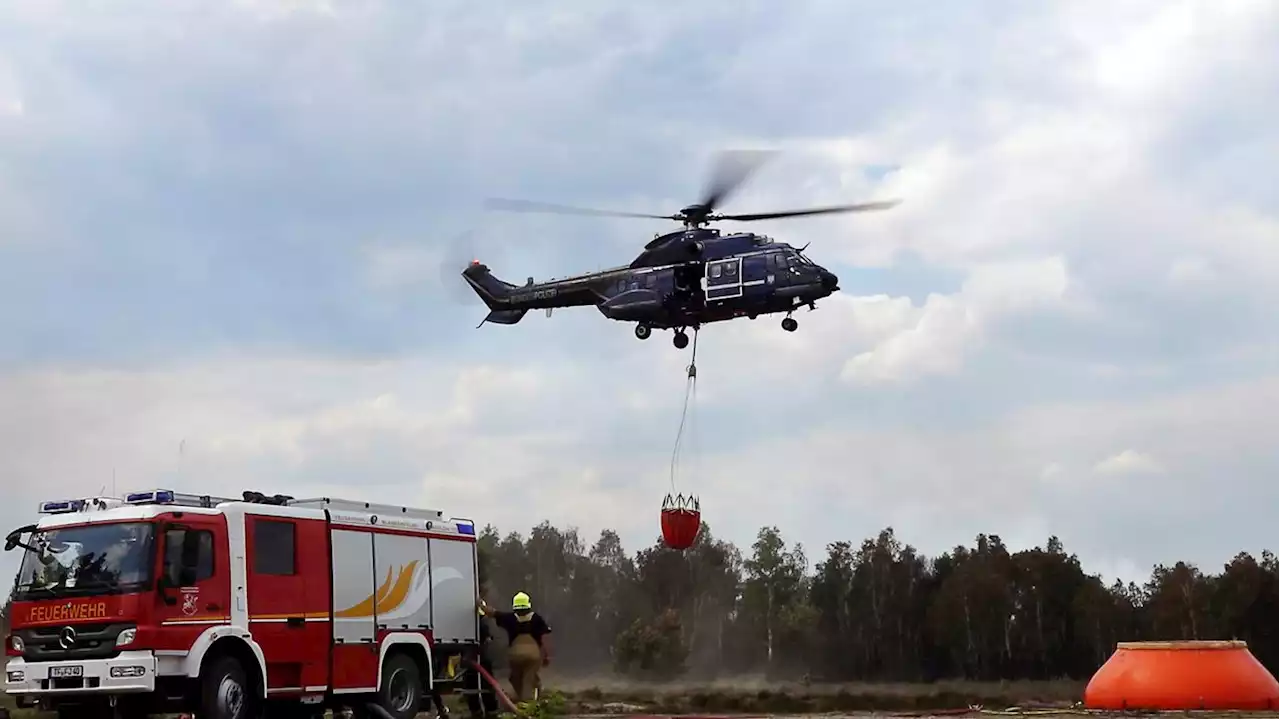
[660, 493, 700, 550]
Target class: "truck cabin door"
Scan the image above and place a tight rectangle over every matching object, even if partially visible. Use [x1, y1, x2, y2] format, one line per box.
[244, 515, 330, 696]
[154, 515, 230, 646]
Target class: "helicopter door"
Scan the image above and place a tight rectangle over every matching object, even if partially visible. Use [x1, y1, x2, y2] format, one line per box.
[704, 257, 743, 302]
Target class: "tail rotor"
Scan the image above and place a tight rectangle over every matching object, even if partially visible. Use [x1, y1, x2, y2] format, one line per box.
[437, 229, 500, 306]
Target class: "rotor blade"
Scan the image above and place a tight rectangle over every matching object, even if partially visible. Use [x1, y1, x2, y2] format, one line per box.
[699, 149, 777, 212]
[484, 197, 672, 221]
[716, 199, 902, 222]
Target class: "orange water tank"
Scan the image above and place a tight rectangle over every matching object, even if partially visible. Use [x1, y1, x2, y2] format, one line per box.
[1085, 640, 1279, 711]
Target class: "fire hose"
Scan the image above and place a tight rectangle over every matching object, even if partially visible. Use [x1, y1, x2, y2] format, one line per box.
[359, 660, 523, 719]
[467, 658, 526, 717]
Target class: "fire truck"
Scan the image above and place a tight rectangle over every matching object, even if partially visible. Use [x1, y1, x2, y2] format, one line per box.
[3, 489, 483, 719]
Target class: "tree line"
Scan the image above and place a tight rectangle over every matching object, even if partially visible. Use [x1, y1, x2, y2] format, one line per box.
[475, 522, 1278, 681]
[2, 522, 1275, 683]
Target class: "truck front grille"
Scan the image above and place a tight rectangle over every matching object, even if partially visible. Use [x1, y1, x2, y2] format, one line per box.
[17, 622, 134, 662]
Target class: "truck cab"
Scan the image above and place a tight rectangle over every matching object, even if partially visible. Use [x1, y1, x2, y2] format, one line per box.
[4, 490, 482, 719]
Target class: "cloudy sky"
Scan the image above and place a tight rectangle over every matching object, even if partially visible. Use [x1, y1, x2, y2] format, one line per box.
[1, 0, 1276, 595]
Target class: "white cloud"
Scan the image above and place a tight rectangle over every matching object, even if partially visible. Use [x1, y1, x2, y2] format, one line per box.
[1040, 463, 1066, 481]
[840, 257, 1070, 385]
[1094, 449, 1164, 476]
[1167, 257, 1217, 287]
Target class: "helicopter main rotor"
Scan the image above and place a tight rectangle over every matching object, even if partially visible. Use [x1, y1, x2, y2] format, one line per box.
[484, 150, 901, 240]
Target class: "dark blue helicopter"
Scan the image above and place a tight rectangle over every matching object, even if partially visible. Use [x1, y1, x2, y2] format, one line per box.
[462, 151, 900, 349]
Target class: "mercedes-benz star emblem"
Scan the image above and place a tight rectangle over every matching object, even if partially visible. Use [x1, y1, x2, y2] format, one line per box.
[58, 626, 77, 649]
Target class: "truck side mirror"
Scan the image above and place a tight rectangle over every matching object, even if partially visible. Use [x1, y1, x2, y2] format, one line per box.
[4, 524, 37, 552]
[156, 573, 178, 606]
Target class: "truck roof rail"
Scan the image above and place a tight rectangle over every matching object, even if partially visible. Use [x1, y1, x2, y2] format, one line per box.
[122, 489, 238, 509]
[289, 497, 445, 520]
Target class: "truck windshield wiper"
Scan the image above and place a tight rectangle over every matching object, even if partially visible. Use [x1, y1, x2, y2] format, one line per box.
[13, 582, 57, 598]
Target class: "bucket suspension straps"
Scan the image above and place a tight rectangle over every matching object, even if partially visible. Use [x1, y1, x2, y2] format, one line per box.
[661, 328, 702, 551]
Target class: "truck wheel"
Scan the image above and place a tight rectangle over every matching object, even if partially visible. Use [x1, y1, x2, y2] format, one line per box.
[377, 652, 423, 719]
[200, 654, 256, 719]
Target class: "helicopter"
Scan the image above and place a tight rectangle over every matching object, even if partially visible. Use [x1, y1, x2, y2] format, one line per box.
[462, 151, 900, 349]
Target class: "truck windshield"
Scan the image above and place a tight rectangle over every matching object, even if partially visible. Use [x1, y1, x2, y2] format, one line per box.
[12, 522, 156, 600]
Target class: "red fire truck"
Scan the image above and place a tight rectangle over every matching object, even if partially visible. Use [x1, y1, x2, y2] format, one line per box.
[3, 489, 483, 719]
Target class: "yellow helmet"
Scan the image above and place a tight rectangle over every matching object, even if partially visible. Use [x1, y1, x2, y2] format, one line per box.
[512, 591, 532, 611]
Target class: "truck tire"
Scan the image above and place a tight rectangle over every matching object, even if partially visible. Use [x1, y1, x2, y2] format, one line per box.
[200, 654, 256, 719]
[377, 651, 423, 719]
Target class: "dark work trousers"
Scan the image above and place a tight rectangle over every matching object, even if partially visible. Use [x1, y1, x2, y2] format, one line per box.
[507, 635, 542, 703]
[466, 640, 499, 717]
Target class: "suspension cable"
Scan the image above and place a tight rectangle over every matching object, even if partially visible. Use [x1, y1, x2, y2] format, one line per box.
[669, 329, 700, 495]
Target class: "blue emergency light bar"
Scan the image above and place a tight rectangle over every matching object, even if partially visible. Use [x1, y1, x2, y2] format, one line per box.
[38, 499, 86, 515]
[124, 490, 176, 505]
[455, 521, 475, 536]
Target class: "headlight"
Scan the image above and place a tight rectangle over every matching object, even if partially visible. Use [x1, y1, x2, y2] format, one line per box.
[115, 628, 137, 647]
[8, 635, 23, 653]
[109, 666, 146, 678]
[6, 670, 23, 683]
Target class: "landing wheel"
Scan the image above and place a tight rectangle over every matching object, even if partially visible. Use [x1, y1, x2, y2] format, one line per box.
[781, 317, 798, 332]
[673, 331, 690, 349]
[635, 324, 652, 340]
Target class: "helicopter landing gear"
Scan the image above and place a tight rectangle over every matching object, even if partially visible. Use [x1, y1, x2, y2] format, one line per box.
[635, 324, 652, 340]
[673, 330, 690, 349]
[781, 316, 798, 333]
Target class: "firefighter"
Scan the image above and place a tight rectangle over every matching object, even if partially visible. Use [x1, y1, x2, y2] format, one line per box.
[477, 592, 552, 703]
[466, 604, 499, 718]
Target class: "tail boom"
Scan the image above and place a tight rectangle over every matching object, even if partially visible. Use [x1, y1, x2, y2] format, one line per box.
[462, 262, 600, 329]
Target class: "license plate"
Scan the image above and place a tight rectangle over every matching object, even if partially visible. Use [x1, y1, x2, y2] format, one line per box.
[49, 665, 83, 679]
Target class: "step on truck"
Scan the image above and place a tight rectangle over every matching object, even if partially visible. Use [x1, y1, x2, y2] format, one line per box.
[3, 489, 484, 719]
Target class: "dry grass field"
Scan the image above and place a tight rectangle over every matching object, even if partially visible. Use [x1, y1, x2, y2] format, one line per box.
[545, 675, 1087, 713]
